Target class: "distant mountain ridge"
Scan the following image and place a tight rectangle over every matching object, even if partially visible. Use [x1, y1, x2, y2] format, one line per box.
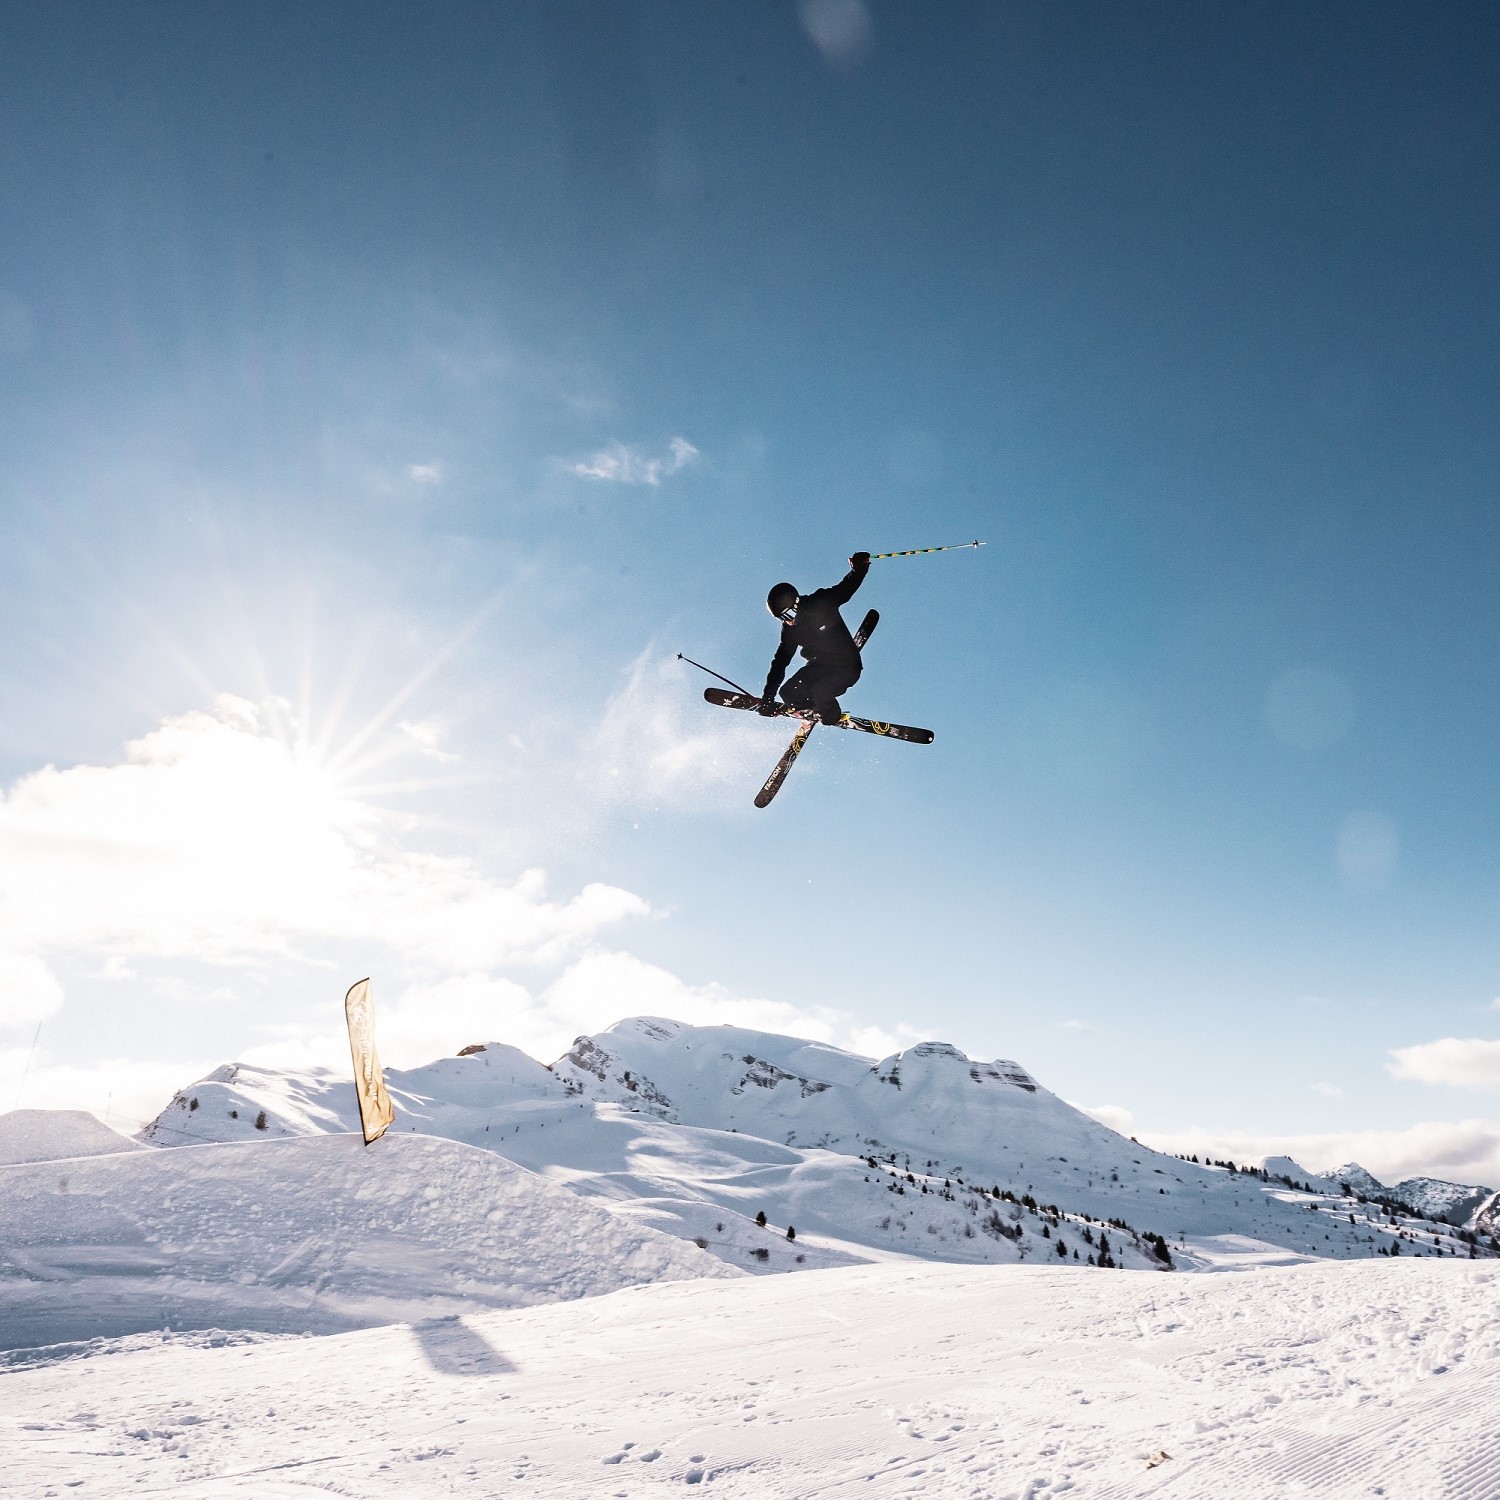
[1260, 1157, 1493, 1227]
[127, 1016, 1496, 1274]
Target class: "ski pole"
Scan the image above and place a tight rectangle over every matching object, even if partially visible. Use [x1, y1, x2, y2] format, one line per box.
[677, 653, 754, 697]
[869, 539, 985, 560]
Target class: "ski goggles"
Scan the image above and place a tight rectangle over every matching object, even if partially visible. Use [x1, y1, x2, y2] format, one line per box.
[777, 604, 798, 624]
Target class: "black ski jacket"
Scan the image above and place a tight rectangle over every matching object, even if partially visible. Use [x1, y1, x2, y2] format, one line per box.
[762, 556, 869, 699]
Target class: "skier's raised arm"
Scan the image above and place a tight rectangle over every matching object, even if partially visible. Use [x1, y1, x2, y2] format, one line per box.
[827, 551, 871, 604]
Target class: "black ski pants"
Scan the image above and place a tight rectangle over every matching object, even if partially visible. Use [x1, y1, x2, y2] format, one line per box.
[780, 659, 861, 717]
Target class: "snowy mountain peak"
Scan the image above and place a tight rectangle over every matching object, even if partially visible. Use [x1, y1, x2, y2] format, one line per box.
[1260, 1156, 1332, 1189]
[1328, 1162, 1386, 1194]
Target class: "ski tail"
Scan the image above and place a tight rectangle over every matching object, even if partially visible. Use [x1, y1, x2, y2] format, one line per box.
[837, 714, 933, 745]
[754, 720, 815, 808]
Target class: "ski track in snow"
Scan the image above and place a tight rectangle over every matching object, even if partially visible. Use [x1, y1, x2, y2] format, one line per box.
[8, 1258, 1500, 1499]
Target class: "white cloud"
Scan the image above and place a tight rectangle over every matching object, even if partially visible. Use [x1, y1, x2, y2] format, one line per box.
[585, 650, 777, 809]
[1137, 1119, 1500, 1188]
[397, 718, 459, 764]
[1311, 1081, 1346, 1100]
[0, 696, 930, 1126]
[236, 972, 541, 1076]
[0, 952, 65, 1033]
[846, 1021, 926, 1061]
[1058, 1019, 1092, 1032]
[1389, 1036, 1500, 1091]
[568, 436, 698, 486]
[0, 1048, 211, 1130]
[1074, 1101, 1136, 1136]
[406, 463, 443, 484]
[195, 951, 922, 1120]
[540, 951, 918, 1064]
[0, 695, 647, 1001]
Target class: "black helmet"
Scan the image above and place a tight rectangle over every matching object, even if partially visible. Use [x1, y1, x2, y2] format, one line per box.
[766, 582, 799, 620]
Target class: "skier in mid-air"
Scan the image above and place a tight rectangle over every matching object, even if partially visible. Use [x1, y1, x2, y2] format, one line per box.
[760, 551, 872, 724]
[688, 540, 970, 803]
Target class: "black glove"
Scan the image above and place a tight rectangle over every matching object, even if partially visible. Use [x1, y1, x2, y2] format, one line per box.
[758, 694, 781, 716]
[850, 550, 871, 568]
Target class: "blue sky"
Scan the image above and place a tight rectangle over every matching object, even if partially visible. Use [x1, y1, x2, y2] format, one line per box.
[4, 1, 1500, 1178]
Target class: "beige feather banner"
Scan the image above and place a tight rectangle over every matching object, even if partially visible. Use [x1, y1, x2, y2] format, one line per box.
[344, 977, 395, 1145]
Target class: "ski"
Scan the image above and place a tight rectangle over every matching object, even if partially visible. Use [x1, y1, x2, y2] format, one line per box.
[704, 689, 934, 746]
[754, 720, 815, 808]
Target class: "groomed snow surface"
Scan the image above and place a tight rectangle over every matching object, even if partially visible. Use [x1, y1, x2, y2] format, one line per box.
[7, 1017, 1499, 1496]
[9, 1260, 1500, 1498]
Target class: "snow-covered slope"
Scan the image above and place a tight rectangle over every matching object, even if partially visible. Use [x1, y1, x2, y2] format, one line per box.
[139, 1018, 1491, 1272]
[139, 1046, 1113, 1273]
[0, 1131, 733, 1350]
[1475, 1190, 1500, 1238]
[0, 1108, 143, 1165]
[9, 1258, 1500, 1497]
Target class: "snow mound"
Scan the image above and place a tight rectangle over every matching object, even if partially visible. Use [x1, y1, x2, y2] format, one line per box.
[0, 1131, 734, 1351]
[139, 1043, 557, 1145]
[0, 1109, 144, 1165]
